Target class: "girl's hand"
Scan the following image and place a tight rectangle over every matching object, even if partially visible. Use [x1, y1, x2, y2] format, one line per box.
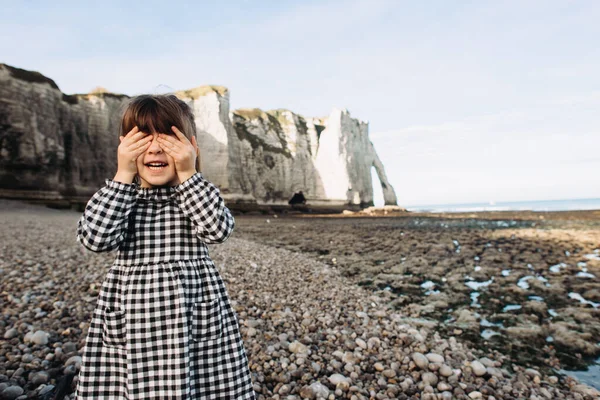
[157, 126, 199, 183]
[114, 126, 153, 183]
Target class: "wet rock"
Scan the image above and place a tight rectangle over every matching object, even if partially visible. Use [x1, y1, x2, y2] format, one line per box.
[506, 324, 544, 340]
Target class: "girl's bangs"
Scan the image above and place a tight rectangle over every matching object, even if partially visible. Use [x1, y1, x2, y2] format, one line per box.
[135, 101, 175, 134]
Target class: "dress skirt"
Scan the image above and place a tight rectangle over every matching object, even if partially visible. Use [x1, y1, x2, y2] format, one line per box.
[75, 256, 256, 399]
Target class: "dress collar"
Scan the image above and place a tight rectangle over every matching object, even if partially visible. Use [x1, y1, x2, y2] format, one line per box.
[136, 184, 178, 202]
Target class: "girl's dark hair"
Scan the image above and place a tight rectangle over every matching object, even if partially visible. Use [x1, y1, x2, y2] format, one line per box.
[120, 94, 201, 172]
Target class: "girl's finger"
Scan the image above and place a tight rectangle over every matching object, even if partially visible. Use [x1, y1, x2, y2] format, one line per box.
[124, 126, 139, 138]
[130, 135, 153, 150]
[171, 126, 191, 144]
[191, 136, 198, 149]
[125, 131, 149, 144]
[158, 141, 176, 158]
[133, 141, 152, 156]
[157, 135, 182, 150]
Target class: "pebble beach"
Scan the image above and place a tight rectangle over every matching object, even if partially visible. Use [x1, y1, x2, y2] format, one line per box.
[1, 200, 599, 399]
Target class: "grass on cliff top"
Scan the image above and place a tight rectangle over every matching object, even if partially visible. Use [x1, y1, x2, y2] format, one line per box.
[233, 108, 297, 124]
[232, 108, 268, 120]
[176, 85, 228, 99]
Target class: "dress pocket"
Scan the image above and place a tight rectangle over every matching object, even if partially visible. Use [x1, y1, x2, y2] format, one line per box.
[102, 306, 126, 348]
[192, 298, 223, 342]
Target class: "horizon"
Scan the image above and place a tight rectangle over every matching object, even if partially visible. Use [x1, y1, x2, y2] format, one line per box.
[403, 195, 600, 208]
[2, 0, 599, 207]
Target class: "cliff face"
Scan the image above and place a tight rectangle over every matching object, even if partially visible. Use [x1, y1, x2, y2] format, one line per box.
[0, 63, 397, 208]
[0, 64, 126, 199]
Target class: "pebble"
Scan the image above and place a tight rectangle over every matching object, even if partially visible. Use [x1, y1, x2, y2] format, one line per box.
[412, 352, 429, 369]
[328, 374, 350, 385]
[288, 341, 308, 354]
[28, 372, 48, 385]
[439, 364, 453, 377]
[421, 372, 438, 386]
[469, 361, 487, 376]
[3, 329, 18, 340]
[425, 353, 444, 363]
[0, 386, 24, 400]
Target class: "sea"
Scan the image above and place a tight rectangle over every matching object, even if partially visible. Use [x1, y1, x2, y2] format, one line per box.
[405, 198, 600, 213]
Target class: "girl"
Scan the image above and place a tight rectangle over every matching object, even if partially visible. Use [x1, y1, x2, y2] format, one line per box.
[74, 94, 256, 399]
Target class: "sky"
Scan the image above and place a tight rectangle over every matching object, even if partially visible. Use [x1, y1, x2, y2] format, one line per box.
[1, 0, 599, 206]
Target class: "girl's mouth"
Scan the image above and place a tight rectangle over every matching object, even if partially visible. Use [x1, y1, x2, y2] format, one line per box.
[145, 162, 168, 171]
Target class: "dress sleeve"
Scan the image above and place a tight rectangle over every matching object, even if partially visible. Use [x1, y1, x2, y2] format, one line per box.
[174, 172, 235, 244]
[76, 179, 137, 252]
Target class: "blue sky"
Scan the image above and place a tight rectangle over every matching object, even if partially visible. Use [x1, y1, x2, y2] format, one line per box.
[2, 0, 599, 206]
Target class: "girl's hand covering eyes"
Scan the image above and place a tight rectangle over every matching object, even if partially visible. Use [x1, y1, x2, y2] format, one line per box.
[156, 126, 199, 183]
[114, 126, 152, 183]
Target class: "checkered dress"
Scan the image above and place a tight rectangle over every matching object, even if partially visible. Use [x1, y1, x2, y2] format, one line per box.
[74, 173, 256, 399]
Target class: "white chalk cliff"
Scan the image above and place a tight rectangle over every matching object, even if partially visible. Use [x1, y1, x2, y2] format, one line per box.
[0, 63, 397, 209]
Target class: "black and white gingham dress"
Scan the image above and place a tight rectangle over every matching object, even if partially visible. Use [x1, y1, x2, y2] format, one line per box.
[74, 173, 256, 399]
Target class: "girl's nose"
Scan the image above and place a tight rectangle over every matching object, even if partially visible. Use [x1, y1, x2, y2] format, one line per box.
[147, 133, 163, 153]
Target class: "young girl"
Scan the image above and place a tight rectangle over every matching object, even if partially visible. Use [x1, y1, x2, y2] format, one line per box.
[74, 94, 256, 399]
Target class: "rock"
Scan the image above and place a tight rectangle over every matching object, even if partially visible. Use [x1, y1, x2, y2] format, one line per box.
[382, 369, 396, 378]
[20, 354, 34, 363]
[421, 372, 438, 386]
[367, 337, 380, 349]
[24, 330, 49, 346]
[3, 329, 18, 340]
[470, 361, 486, 376]
[468, 391, 483, 399]
[456, 309, 478, 324]
[439, 364, 453, 377]
[29, 371, 48, 385]
[38, 385, 54, 396]
[327, 374, 350, 385]
[524, 368, 541, 378]
[571, 384, 600, 397]
[65, 355, 82, 370]
[412, 352, 429, 369]
[486, 367, 503, 378]
[307, 382, 329, 398]
[278, 384, 290, 395]
[506, 324, 543, 340]
[425, 353, 444, 363]
[289, 341, 308, 354]
[63, 341, 78, 353]
[440, 392, 453, 400]
[0, 386, 24, 400]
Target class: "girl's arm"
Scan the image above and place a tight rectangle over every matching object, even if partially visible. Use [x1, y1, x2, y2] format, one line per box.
[174, 172, 235, 244]
[77, 180, 137, 252]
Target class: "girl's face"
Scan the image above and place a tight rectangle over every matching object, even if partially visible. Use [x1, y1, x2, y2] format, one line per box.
[136, 132, 179, 188]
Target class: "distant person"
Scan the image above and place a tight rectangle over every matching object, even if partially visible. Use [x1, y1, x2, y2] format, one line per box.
[289, 190, 307, 205]
[74, 94, 255, 399]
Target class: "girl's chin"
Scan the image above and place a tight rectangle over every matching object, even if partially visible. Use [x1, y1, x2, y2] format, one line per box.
[138, 174, 179, 188]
